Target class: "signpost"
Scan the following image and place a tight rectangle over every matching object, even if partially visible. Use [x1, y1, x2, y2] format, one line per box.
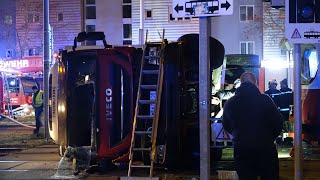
[172, 0, 233, 18]
[172, 1, 233, 179]
[285, 0, 320, 179]
[285, 1, 320, 44]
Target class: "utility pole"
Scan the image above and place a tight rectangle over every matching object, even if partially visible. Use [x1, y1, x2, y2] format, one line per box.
[43, 0, 50, 138]
[199, 17, 211, 180]
[139, 0, 144, 45]
[293, 44, 302, 180]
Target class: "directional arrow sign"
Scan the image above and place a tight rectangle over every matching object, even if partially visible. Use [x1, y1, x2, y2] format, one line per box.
[172, 0, 233, 18]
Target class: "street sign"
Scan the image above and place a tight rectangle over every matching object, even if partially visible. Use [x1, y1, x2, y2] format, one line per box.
[172, 0, 233, 18]
[285, 0, 320, 44]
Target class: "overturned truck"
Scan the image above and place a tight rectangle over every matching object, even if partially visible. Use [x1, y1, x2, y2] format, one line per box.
[50, 32, 259, 170]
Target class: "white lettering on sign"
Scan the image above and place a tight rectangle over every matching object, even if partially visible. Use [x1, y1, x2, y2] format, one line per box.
[106, 88, 112, 121]
[0, 60, 29, 68]
[52, 87, 56, 117]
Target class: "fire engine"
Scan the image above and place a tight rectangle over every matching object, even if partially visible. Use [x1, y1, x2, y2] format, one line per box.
[48, 32, 270, 171]
[301, 44, 320, 141]
[0, 57, 43, 117]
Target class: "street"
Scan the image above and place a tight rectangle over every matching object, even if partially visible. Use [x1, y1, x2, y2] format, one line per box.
[0, 126, 320, 179]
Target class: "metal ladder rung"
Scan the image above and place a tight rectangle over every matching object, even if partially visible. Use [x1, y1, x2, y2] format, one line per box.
[131, 165, 151, 168]
[137, 115, 154, 120]
[142, 70, 159, 75]
[135, 131, 152, 135]
[139, 100, 156, 104]
[128, 29, 166, 177]
[132, 148, 151, 151]
[140, 85, 158, 90]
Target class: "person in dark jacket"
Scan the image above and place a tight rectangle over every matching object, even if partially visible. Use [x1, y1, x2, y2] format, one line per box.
[223, 72, 283, 180]
[265, 79, 281, 107]
[279, 78, 293, 133]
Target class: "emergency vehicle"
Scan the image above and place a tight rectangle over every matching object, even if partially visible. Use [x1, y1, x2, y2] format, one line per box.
[0, 57, 43, 117]
[49, 32, 320, 174]
[301, 44, 320, 141]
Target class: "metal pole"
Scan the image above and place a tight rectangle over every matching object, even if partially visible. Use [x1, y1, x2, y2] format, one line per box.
[293, 44, 302, 180]
[139, 0, 144, 44]
[199, 17, 211, 180]
[43, 0, 50, 138]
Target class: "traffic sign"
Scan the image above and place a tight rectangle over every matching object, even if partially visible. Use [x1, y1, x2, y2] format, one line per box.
[285, 0, 320, 44]
[172, 0, 233, 18]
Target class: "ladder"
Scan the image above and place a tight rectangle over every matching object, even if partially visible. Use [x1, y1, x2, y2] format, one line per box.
[128, 30, 166, 177]
[1, 72, 13, 117]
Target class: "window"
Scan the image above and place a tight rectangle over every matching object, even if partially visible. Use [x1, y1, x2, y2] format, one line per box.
[7, 78, 20, 93]
[27, 14, 40, 23]
[145, 10, 152, 19]
[123, 24, 132, 39]
[240, 41, 254, 54]
[86, 6, 96, 19]
[240, 6, 254, 21]
[33, 15, 40, 23]
[6, 49, 13, 59]
[27, 48, 40, 56]
[123, 5, 132, 18]
[85, 25, 96, 45]
[123, 0, 131, 3]
[86, 25, 95, 32]
[20, 77, 38, 94]
[57, 12, 63, 21]
[4, 15, 12, 24]
[123, 40, 132, 45]
[279, 9, 285, 19]
[27, 14, 33, 23]
[301, 49, 318, 84]
[86, 0, 95, 5]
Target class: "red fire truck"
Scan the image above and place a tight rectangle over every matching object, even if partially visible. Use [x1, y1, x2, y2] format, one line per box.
[0, 56, 43, 117]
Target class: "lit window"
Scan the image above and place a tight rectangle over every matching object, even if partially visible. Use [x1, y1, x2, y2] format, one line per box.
[57, 12, 63, 21]
[240, 5, 254, 21]
[240, 41, 255, 54]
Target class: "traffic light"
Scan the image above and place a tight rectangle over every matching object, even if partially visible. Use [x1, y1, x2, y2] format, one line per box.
[289, 0, 320, 23]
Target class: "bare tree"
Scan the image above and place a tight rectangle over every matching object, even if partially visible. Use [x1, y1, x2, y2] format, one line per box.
[262, 2, 285, 46]
[241, 3, 285, 46]
[16, 0, 43, 58]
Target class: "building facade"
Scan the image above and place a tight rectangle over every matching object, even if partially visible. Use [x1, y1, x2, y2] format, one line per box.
[0, 0, 17, 60]
[15, 0, 82, 58]
[132, 0, 199, 44]
[211, 0, 263, 57]
[262, 2, 290, 88]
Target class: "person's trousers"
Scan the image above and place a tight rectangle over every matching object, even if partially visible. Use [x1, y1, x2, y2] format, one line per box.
[234, 145, 279, 180]
[34, 106, 43, 134]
